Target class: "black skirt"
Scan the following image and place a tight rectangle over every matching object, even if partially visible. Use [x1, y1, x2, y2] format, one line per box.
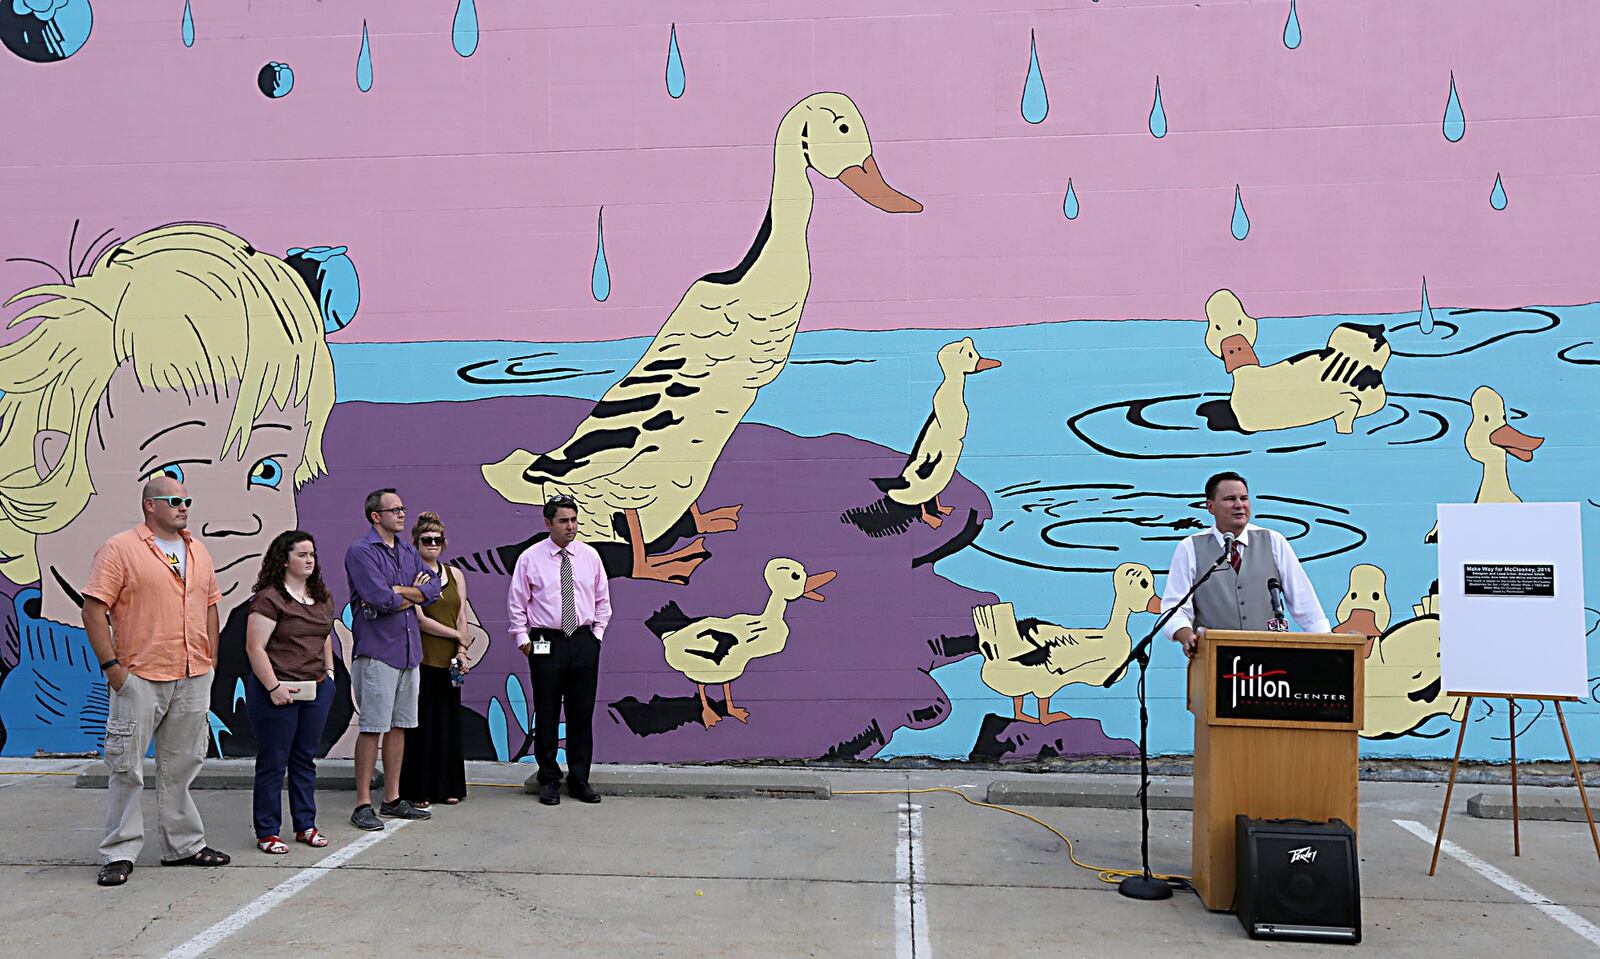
[399, 664, 467, 803]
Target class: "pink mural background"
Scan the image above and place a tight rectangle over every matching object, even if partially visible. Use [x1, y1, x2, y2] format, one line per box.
[3, 0, 1594, 342]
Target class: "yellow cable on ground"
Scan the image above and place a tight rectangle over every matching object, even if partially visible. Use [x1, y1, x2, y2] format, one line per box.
[0, 770, 81, 776]
[835, 786, 1192, 888]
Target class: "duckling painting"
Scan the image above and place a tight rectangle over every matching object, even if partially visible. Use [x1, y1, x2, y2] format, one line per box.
[1361, 582, 1467, 738]
[973, 563, 1160, 724]
[646, 558, 837, 729]
[482, 92, 921, 583]
[1201, 289, 1390, 434]
[1333, 563, 1391, 651]
[1423, 385, 1543, 543]
[842, 338, 999, 536]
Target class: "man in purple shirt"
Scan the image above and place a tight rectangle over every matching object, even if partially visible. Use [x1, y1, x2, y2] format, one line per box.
[343, 488, 441, 830]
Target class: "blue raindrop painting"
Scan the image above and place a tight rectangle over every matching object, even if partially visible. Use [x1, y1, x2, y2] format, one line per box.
[452, 0, 478, 57]
[1230, 185, 1250, 240]
[592, 208, 611, 302]
[666, 23, 686, 98]
[1418, 276, 1436, 334]
[1063, 179, 1079, 220]
[1149, 77, 1168, 138]
[1442, 72, 1465, 142]
[1283, 0, 1302, 50]
[1020, 30, 1048, 124]
[1490, 174, 1508, 211]
[356, 20, 373, 92]
[181, 0, 194, 47]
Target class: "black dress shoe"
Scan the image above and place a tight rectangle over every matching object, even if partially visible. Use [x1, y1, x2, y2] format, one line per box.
[569, 782, 601, 804]
[538, 782, 560, 805]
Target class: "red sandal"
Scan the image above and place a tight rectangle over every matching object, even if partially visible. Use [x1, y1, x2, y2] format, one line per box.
[257, 836, 288, 855]
[295, 828, 329, 848]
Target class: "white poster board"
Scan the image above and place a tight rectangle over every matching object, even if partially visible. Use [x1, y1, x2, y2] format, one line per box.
[1437, 502, 1588, 699]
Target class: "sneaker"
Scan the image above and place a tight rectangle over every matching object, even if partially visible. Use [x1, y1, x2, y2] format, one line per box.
[379, 798, 432, 820]
[350, 804, 384, 831]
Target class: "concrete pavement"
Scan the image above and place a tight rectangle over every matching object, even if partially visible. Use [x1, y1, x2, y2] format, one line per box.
[1, 759, 1597, 957]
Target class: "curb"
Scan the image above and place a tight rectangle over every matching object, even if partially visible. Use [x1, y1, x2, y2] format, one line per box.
[1467, 791, 1600, 823]
[536, 767, 831, 800]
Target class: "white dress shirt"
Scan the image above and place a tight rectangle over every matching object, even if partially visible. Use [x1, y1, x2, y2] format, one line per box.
[1160, 523, 1330, 639]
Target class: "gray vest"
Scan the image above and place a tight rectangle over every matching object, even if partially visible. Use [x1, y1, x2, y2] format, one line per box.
[1189, 530, 1285, 632]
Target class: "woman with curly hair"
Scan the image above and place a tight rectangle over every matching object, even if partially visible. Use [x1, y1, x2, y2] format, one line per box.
[401, 511, 472, 807]
[245, 531, 337, 854]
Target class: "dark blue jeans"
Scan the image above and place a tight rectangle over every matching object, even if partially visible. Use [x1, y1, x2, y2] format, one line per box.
[245, 672, 333, 839]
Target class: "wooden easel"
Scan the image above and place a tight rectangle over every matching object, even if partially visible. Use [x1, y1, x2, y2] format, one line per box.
[1429, 692, 1600, 875]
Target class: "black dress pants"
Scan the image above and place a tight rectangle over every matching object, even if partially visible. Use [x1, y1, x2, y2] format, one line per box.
[526, 626, 599, 786]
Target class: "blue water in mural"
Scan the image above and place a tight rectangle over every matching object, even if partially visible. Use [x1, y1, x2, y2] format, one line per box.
[1062, 178, 1079, 220]
[665, 23, 686, 98]
[330, 303, 1600, 761]
[1283, 0, 1302, 50]
[1020, 30, 1048, 124]
[1443, 73, 1466, 142]
[1490, 174, 1508, 211]
[181, 0, 194, 47]
[1149, 77, 1168, 138]
[356, 21, 373, 92]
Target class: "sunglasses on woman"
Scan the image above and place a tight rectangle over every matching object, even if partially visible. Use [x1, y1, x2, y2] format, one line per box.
[419, 535, 445, 546]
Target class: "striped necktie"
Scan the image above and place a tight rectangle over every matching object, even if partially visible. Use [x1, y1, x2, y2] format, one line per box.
[1229, 539, 1242, 574]
[559, 548, 577, 636]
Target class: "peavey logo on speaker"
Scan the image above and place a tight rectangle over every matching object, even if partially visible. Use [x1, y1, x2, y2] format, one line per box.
[1214, 645, 1355, 723]
[1288, 846, 1317, 864]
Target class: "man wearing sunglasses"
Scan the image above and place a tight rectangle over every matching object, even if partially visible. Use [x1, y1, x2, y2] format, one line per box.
[82, 475, 230, 887]
[343, 488, 441, 831]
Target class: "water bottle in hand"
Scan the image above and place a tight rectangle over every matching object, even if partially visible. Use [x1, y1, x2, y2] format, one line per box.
[449, 657, 464, 688]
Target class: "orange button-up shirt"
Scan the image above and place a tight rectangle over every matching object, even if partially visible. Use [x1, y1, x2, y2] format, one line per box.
[82, 523, 222, 681]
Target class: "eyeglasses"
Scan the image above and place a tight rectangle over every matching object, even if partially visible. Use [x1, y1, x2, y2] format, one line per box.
[375, 506, 406, 515]
[150, 496, 193, 508]
[418, 535, 444, 546]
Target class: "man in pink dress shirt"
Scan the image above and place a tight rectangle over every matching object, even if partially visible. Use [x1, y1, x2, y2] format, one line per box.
[506, 494, 612, 805]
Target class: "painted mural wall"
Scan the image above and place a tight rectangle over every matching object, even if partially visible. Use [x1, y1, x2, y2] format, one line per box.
[0, 0, 1596, 766]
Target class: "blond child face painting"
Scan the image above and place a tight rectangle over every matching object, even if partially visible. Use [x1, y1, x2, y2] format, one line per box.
[0, 224, 335, 620]
[39, 364, 311, 614]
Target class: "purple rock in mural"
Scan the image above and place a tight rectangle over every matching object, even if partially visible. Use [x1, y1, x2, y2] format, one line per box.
[298, 395, 1018, 762]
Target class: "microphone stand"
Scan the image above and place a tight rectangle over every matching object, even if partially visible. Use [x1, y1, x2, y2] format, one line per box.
[1103, 544, 1232, 901]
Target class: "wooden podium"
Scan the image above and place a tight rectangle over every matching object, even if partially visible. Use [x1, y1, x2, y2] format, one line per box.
[1189, 630, 1366, 911]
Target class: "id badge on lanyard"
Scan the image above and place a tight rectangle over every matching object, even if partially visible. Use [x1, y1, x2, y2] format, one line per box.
[531, 639, 552, 656]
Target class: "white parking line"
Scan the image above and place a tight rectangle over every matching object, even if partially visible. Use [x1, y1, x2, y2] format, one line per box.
[897, 802, 931, 959]
[1393, 819, 1600, 949]
[160, 820, 410, 959]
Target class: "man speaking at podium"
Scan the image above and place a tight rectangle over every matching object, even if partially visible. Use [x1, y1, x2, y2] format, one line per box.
[1163, 472, 1330, 659]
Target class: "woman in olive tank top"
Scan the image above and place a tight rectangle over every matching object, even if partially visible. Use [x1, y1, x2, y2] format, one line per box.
[402, 512, 471, 805]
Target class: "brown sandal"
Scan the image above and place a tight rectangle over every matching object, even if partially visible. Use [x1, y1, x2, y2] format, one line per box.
[163, 846, 231, 867]
[96, 860, 133, 887]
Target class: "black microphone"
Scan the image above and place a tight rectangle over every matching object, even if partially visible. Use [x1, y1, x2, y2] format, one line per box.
[1267, 576, 1288, 632]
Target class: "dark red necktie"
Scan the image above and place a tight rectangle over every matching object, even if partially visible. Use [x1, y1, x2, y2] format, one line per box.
[1229, 540, 1242, 573]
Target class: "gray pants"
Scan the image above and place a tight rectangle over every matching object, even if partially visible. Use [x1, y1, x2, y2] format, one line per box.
[99, 671, 213, 865]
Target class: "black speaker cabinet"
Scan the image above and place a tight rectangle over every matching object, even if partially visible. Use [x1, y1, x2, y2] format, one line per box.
[1234, 816, 1361, 943]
